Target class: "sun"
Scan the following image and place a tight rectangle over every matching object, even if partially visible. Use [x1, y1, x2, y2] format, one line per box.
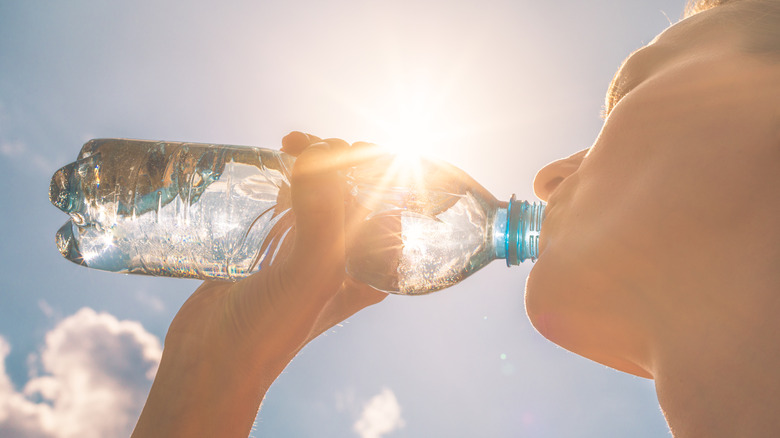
[379, 109, 440, 158]
[362, 72, 460, 161]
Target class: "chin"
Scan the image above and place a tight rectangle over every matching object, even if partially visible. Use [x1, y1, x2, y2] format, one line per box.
[525, 249, 653, 379]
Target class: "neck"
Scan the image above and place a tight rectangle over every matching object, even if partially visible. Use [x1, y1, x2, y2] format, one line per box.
[651, 264, 780, 437]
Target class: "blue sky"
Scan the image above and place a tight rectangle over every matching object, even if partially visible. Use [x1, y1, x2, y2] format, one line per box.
[0, 0, 685, 436]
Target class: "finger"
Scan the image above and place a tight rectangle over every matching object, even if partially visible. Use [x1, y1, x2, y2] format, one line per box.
[281, 131, 323, 156]
[287, 136, 378, 172]
[322, 138, 349, 153]
[344, 199, 372, 251]
[320, 138, 353, 171]
[341, 141, 385, 169]
[283, 144, 346, 296]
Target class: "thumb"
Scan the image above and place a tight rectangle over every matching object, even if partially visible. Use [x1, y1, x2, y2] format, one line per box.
[283, 143, 346, 295]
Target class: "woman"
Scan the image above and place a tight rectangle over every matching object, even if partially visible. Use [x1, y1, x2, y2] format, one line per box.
[132, 1, 780, 436]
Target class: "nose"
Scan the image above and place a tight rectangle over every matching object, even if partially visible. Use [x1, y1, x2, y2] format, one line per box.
[533, 148, 588, 201]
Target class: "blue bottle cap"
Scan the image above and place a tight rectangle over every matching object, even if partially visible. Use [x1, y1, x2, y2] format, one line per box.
[506, 195, 545, 266]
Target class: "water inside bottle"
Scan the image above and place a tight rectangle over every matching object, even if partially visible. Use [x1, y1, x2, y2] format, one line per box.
[347, 175, 495, 294]
[51, 140, 295, 279]
[51, 139, 500, 293]
[398, 192, 488, 293]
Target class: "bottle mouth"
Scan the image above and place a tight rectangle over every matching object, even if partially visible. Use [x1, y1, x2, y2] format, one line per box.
[505, 195, 545, 266]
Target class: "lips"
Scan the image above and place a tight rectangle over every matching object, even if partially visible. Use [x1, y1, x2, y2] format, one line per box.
[536, 202, 554, 257]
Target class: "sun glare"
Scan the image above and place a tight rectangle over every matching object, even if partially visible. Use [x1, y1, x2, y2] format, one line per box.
[380, 110, 439, 158]
[328, 67, 477, 214]
[352, 75, 462, 197]
[365, 73, 461, 161]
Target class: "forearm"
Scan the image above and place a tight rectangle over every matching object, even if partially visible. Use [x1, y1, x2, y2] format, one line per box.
[131, 135, 386, 437]
[131, 340, 292, 438]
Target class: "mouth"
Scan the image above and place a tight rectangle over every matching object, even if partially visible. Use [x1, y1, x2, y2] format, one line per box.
[536, 202, 553, 257]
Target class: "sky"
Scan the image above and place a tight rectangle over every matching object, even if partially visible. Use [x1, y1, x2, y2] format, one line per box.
[0, 0, 687, 436]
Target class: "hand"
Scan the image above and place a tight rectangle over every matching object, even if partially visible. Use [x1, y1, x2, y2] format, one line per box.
[132, 132, 387, 438]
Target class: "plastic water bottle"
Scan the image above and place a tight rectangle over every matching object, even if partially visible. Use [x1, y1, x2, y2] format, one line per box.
[50, 138, 544, 295]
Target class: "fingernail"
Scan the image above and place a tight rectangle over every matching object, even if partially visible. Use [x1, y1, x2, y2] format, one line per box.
[281, 131, 310, 154]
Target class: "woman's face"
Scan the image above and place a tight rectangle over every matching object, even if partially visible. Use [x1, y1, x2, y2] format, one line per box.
[526, 5, 780, 377]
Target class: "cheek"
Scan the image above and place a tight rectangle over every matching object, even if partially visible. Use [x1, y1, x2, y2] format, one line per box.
[525, 250, 583, 343]
[523, 141, 662, 364]
[525, 250, 618, 342]
[525, 246, 652, 376]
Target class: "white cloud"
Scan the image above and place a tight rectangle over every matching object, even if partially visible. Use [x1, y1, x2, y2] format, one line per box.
[37, 299, 55, 318]
[353, 388, 405, 438]
[134, 289, 165, 313]
[335, 387, 357, 414]
[0, 140, 26, 157]
[30, 152, 56, 175]
[0, 138, 56, 174]
[0, 307, 162, 438]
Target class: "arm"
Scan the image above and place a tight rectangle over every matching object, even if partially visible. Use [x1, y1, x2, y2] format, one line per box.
[131, 133, 386, 438]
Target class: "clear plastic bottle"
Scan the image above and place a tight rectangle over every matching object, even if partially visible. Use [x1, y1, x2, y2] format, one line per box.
[50, 138, 544, 295]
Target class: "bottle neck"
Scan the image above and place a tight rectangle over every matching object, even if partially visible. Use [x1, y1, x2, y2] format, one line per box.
[493, 195, 545, 265]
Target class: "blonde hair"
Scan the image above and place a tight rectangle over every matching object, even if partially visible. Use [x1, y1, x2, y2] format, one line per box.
[685, 0, 737, 16]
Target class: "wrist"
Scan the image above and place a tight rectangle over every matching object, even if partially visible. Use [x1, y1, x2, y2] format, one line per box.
[132, 336, 292, 438]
